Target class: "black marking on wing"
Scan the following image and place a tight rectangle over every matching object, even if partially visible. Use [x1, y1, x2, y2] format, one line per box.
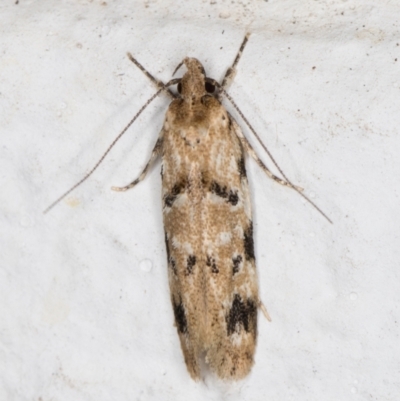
[164, 180, 186, 207]
[238, 157, 246, 179]
[186, 255, 196, 275]
[206, 255, 219, 274]
[227, 116, 233, 133]
[232, 255, 243, 275]
[173, 298, 188, 334]
[210, 181, 239, 206]
[170, 258, 177, 275]
[211, 181, 227, 198]
[226, 294, 257, 336]
[164, 232, 170, 260]
[165, 232, 177, 275]
[244, 222, 255, 261]
[228, 191, 239, 206]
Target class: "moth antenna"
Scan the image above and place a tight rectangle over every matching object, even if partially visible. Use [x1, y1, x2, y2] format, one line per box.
[172, 61, 184, 77]
[127, 53, 177, 99]
[43, 77, 179, 214]
[220, 87, 333, 224]
[220, 32, 250, 91]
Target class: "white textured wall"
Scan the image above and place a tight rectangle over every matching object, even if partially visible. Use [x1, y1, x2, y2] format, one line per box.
[1, 1, 399, 400]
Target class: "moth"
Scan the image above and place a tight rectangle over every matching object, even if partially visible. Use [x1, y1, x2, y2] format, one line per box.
[45, 34, 330, 381]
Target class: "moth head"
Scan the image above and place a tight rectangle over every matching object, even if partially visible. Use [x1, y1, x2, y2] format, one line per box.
[174, 57, 217, 100]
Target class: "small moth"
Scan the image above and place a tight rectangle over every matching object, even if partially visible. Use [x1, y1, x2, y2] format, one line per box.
[45, 34, 330, 381]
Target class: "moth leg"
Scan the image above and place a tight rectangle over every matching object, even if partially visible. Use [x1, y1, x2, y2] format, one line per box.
[111, 136, 163, 192]
[220, 33, 250, 90]
[232, 118, 303, 191]
[258, 300, 272, 322]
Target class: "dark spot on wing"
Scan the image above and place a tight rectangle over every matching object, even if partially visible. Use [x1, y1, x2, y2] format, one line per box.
[232, 255, 243, 275]
[210, 181, 239, 206]
[227, 115, 232, 131]
[200, 172, 207, 187]
[238, 157, 246, 179]
[211, 181, 228, 198]
[164, 180, 186, 207]
[206, 255, 219, 274]
[164, 232, 170, 260]
[164, 194, 175, 208]
[186, 255, 196, 275]
[173, 298, 188, 334]
[165, 232, 177, 275]
[228, 191, 239, 206]
[244, 222, 255, 261]
[226, 294, 257, 336]
[170, 258, 177, 275]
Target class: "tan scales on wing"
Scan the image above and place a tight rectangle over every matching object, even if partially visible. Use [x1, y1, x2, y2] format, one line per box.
[162, 58, 258, 380]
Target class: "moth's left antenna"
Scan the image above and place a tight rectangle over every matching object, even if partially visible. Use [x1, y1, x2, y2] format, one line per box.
[43, 88, 163, 214]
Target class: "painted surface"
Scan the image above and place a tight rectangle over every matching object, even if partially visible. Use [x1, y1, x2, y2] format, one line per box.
[1, 1, 399, 399]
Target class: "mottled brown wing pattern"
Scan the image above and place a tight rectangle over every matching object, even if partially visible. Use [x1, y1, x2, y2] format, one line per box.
[162, 89, 259, 380]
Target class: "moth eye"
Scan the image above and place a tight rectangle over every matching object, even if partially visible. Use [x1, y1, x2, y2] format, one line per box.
[205, 81, 216, 94]
[177, 82, 182, 94]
